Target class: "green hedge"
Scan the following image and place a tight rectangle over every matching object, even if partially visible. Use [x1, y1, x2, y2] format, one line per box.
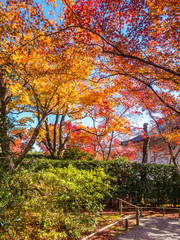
[25, 157, 180, 206]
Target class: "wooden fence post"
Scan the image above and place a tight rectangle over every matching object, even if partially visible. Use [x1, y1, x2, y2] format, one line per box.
[140, 207, 143, 217]
[136, 207, 139, 226]
[125, 219, 128, 230]
[119, 199, 123, 216]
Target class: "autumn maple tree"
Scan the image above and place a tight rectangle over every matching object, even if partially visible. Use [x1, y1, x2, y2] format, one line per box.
[37, 85, 133, 160]
[0, 0, 50, 168]
[36, 66, 96, 159]
[0, 0, 66, 168]
[57, 0, 179, 170]
[0, 0, 95, 168]
[62, 0, 179, 116]
[69, 89, 132, 161]
[85, 93, 130, 161]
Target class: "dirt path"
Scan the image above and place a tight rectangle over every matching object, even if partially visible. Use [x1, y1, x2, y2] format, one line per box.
[113, 217, 180, 240]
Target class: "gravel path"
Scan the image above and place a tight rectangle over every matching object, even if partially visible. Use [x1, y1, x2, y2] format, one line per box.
[113, 218, 180, 240]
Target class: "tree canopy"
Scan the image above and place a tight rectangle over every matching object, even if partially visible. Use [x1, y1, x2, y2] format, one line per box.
[0, 0, 179, 174]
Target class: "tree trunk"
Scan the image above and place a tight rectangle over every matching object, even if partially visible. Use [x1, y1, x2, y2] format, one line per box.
[0, 72, 10, 155]
[168, 144, 180, 177]
[57, 115, 66, 159]
[0, 105, 10, 155]
[142, 123, 149, 163]
[0, 71, 13, 170]
[19, 115, 47, 160]
[57, 135, 69, 159]
[58, 145, 67, 159]
[172, 157, 180, 177]
[45, 119, 53, 151]
[106, 131, 114, 161]
[40, 113, 60, 158]
[53, 111, 59, 153]
[41, 139, 56, 158]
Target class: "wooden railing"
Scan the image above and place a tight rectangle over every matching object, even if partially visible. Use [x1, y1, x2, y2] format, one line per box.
[119, 204, 180, 218]
[82, 199, 140, 240]
[118, 198, 140, 226]
[82, 214, 133, 240]
[82, 199, 180, 239]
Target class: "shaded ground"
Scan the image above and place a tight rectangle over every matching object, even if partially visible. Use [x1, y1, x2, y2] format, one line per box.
[113, 217, 180, 240]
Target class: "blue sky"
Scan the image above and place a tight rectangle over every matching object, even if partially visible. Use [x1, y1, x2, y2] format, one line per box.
[34, 0, 64, 20]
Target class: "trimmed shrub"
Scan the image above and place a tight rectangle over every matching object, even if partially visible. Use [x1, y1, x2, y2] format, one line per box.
[27, 157, 180, 206]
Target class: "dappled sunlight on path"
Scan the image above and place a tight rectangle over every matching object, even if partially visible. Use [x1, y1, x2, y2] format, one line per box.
[113, 218, 180, 240]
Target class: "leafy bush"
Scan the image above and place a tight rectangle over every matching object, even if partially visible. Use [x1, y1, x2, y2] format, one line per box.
[28, 158, 180, 206]
[62, 146, 96, 161]
[0, 165, 110, 239]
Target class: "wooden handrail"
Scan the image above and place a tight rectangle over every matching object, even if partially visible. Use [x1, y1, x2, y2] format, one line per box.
[117, 198, 180, 218]
[82, 215, 133, 240]
[82, 198, 180, 240]
[82, 199, 180, 239]
[118, 198, 140, 226]
[117, 206, 180, 210]
[118, 198, 139, 208]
